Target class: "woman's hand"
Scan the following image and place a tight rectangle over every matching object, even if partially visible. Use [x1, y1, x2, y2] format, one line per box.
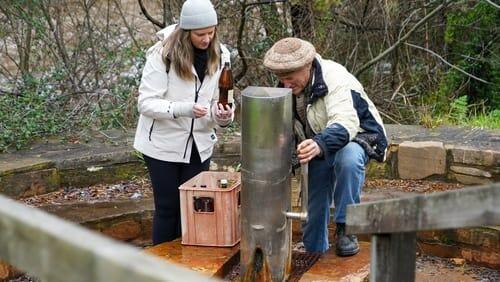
[297, 139, 321, 164]
[192, 104, 208, 118]
[213, 103, 233, 120]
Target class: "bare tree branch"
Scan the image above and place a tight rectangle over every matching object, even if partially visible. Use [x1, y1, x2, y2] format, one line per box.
[234, 0, 248, 83]
[162, 0, 173, 26]
[0, 89, 20, 96]
[354, 0, 451, 77]
[138, 0, 164, 28]
[39, 1, 78, 89]
[484, 0, 500, 9]
[234, 0, 287, 83]
[405, 43, 491, 84]
[113, 0, 140, 49]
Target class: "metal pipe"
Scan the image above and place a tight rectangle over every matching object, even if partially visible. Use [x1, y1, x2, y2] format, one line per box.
[240, 86, 293, 282]
[285, 163, 309, 221]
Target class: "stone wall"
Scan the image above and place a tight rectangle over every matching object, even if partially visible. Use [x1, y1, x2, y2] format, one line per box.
[382, 142, 499, 184]
[2, 126, 499, 200]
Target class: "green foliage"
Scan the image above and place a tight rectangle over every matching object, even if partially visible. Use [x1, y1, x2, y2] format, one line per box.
[93, 75, 141, 130]
[419, 96, 499, 129]
[95, 49, 145, 130]
[468, 109, 500, 129]
[422, 2, 499, 128]
[0, 75, 67, 152]
[448, 95, 469, 124]
[312, 0, 342, 11]
[0, 47, 146, 152]
[438, 2, 500, 112]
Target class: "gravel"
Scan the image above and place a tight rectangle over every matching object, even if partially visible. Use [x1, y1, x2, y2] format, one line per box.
[416, 254, 500, 282]
[364, 178, 465, 194]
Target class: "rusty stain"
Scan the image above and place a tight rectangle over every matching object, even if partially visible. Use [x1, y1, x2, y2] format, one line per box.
[300, 242, 371, 281]
[242, 248, 272, 282]
[145, 239, 239, 277]
[228, 251, 321, 282]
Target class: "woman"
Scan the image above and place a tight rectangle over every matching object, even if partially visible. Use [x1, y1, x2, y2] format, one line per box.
[133, 0, 233, 245]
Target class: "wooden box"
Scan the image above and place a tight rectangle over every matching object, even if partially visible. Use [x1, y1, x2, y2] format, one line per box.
[179, 171, 241, 247]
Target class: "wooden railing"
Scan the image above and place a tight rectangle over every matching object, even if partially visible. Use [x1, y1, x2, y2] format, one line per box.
[0, 194, 217, 282]
[347, 183, 500, 282]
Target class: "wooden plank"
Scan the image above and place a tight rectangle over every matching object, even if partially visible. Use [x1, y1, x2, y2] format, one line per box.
[370, 232, 416, 282]
[0, 195, 216, 282]
[347, 183, 500, 234]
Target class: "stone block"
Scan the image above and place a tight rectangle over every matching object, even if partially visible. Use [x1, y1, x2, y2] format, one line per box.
[418, 227, 499, 251]
[59, 162, 146, 188]
[398, 141, 446, 179]
[418, 243, 500, 269]
[449, 172, 493, 185]
[102, 220, 142, 241]
[450, 166, 492, 178]
[449, 146, 498, 167]
[0, 157, 53, 176]
[418, 227, 500, 268]
[455, 227, 500, 250]
[0, 260, 21, 280]
[0, 168, 60, 199]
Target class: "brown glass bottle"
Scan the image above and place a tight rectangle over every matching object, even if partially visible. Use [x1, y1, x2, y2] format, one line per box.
[218, 62, 234, 107]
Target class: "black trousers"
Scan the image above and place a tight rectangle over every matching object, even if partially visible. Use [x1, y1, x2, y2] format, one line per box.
[143, 144, 210, 245]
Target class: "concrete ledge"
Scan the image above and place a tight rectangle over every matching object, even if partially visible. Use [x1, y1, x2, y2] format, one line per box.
[418, 226, 500, 269]
[1, 125, 498, 199]
[39, 198, 154, 244]
[0, 129, 241, 199]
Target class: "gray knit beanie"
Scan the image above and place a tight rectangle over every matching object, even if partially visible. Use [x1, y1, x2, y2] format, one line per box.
[179, 0, 218, 30]
[264, 38, 316, 74]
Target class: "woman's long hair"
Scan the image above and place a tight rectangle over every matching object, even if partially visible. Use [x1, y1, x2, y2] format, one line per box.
[162, 26, 221, 81]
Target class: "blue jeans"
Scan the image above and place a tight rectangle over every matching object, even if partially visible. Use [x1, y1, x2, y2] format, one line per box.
[302, 142, 368, 253]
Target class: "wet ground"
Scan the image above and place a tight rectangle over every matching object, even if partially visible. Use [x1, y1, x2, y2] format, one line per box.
[10, 178, 499, 281]
[10, 253, 499, 282]
[416, 254, 500, 282]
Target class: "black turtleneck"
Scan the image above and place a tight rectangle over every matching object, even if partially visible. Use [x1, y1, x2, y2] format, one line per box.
[193, 47, 208, 83]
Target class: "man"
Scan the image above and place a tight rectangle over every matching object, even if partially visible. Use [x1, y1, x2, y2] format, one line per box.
[263, 37, 387, 256]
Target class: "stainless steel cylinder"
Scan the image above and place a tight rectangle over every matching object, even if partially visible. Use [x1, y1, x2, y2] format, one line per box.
[240, 86, 293, 282]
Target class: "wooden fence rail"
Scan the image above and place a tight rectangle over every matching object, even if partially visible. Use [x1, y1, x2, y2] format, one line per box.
[347, 183, 500, 282]
[0, 194, 217, 282]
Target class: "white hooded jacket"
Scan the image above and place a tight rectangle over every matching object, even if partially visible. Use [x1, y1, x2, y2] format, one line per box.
[133, 25, 232, 163]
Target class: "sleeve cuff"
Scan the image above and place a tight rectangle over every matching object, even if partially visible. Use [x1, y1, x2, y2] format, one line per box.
[172, 102, 195, 118]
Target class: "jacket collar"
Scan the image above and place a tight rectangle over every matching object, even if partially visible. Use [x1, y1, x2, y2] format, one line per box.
[276, 57, 329, 103]
[309, 57, 329, 103]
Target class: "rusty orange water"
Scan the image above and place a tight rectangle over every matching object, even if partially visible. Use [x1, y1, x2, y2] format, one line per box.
[241, 248, 274, 282]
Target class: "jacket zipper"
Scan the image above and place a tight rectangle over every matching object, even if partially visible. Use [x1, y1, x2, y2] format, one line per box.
[183, 77, 202, 159]
[148, 119, 156, 141]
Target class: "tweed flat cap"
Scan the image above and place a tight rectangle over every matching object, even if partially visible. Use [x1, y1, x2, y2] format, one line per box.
[263, 37, 316, 73]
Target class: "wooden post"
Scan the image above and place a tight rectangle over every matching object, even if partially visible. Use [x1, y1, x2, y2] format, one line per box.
[370, 232, 416, 282]
[346, 184, 500, 282]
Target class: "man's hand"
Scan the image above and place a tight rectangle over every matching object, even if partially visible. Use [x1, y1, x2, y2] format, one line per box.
[297, 139, 321, 164]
